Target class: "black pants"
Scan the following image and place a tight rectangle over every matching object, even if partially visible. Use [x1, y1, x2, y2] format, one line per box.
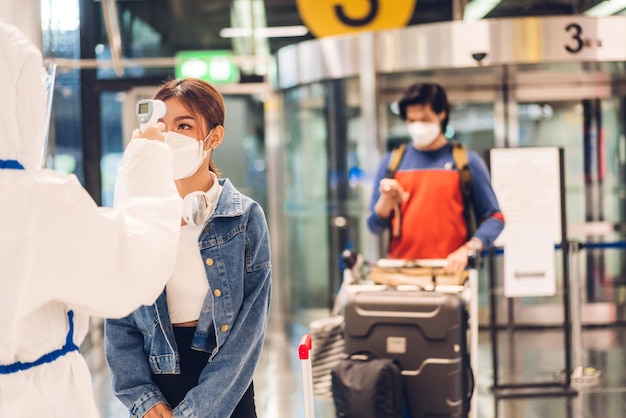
[152, 326, 257, 418]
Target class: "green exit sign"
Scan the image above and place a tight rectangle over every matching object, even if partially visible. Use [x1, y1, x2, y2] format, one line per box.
[175, 51, 240, 84]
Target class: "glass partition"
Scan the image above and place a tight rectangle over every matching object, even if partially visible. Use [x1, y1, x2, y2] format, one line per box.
[282, 82, 331, 324]
[41, 0, 83, 179]
[281, 78, 369, 325]
[99, 92, 125, 207]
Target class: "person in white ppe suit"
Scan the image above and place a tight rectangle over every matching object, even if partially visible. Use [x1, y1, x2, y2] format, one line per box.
[0, 21, 182, 417]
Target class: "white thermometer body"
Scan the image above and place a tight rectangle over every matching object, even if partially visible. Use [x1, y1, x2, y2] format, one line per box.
[136, 99, 167, 132]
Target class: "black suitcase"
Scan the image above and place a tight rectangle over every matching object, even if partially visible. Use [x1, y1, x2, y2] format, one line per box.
[344, 287, 472, 418]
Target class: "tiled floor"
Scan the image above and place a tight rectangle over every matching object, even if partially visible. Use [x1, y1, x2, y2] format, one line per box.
[88, 315, 626, 418]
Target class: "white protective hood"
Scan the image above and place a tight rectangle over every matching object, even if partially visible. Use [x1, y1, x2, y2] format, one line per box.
[0, 19, 47, 170]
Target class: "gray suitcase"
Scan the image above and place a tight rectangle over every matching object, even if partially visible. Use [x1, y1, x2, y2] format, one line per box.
[344, 288, 472, 417]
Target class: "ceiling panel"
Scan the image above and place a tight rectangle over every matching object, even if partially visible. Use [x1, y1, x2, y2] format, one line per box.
[96, 0, 614, 77]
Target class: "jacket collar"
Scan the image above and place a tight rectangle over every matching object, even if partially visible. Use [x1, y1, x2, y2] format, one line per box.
[212, 178, 243, 218]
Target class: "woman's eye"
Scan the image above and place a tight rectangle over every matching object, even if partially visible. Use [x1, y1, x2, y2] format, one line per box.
[177, 123, 192, 130]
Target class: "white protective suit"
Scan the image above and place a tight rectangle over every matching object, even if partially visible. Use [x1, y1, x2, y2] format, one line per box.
[0, 21, 182, 417]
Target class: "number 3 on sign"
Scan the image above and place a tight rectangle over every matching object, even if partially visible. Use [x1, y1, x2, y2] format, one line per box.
[564, 23, 583, 54]
[296, 0, 417, 38]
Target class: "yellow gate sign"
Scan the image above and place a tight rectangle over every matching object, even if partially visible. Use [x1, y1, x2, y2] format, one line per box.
[296, 0, 417, 38]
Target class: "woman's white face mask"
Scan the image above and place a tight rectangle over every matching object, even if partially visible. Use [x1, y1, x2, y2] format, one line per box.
[407, 121, 441, 149]
[164, 130, 212, 180]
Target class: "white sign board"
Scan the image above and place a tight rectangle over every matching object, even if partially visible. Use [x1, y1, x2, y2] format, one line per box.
[490, 147, 561, 298]
[501, 225, 556, 298]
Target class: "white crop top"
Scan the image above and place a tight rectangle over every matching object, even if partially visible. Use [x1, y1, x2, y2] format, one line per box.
[166, 175, 222, 324]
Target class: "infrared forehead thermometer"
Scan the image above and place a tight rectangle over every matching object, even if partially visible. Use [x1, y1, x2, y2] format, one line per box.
[136, 99, 167, 133]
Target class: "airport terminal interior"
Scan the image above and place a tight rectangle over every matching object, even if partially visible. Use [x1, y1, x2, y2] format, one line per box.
[5, 0, 626, 416]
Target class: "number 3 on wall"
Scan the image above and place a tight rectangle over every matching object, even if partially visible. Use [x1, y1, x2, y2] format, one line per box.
[296, 0, 417, 38]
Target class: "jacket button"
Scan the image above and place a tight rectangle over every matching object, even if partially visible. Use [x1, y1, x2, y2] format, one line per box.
[205, 258, 214, 266]
[204, 227, 210, 233]
[220, 324, 229, 332]
[213, 289, 222, 297]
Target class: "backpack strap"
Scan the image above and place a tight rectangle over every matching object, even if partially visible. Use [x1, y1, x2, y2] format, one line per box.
[385, 144, 407, 238]
[451, 141, 476, 240]
[385, 143, 407, 178]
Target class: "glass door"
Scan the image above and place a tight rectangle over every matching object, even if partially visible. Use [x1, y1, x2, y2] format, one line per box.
[514, 94, 626, 324]
[280, 78, 367, 327]
[506, 59, 626, 326]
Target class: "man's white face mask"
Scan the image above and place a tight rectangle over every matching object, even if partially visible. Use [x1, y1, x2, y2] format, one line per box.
[164, 130, 212, 180]
[407, 121, 441, 149]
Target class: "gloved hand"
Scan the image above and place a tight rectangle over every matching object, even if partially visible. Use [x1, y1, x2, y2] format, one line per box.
[132, 121, 166, 142]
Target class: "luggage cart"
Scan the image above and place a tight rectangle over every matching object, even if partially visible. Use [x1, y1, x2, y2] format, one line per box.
[360, 255, 480, 417]
[299, 334, 315, 418]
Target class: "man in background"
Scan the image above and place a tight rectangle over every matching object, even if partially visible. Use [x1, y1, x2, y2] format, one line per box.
[367, 82, 505, 271]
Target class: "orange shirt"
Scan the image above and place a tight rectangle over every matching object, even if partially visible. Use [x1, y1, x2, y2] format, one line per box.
[389, 169, 466, 259]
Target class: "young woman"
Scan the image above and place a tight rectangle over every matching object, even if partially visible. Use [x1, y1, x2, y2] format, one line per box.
[105, 78, 272, 418]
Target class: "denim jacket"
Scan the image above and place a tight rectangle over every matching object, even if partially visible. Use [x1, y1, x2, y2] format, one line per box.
[104, 179, 272, 418]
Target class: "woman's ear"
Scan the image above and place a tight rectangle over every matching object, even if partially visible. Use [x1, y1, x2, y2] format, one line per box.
[209, 125, 225, 149]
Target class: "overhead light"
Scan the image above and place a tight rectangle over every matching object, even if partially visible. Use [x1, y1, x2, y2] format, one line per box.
[220, 25, 309, 38]
[584, 0, 626, 16]
[463, 0, 501, 21]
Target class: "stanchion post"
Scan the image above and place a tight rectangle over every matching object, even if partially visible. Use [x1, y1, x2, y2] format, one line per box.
[467, 253, 479, 417]
[568, 240, 601, 384]
[488, 248, 499, 390]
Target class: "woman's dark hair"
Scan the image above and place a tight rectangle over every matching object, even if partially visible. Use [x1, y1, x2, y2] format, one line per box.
[154, 78, 225, 175]
[397, 82, 449, 133]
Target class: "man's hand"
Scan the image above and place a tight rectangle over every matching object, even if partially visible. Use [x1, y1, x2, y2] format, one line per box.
[143, 402, 173, 418]
[445, 245, 470, 273]
[445, 239, 482, 273]
[375, 178, 409, 218]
